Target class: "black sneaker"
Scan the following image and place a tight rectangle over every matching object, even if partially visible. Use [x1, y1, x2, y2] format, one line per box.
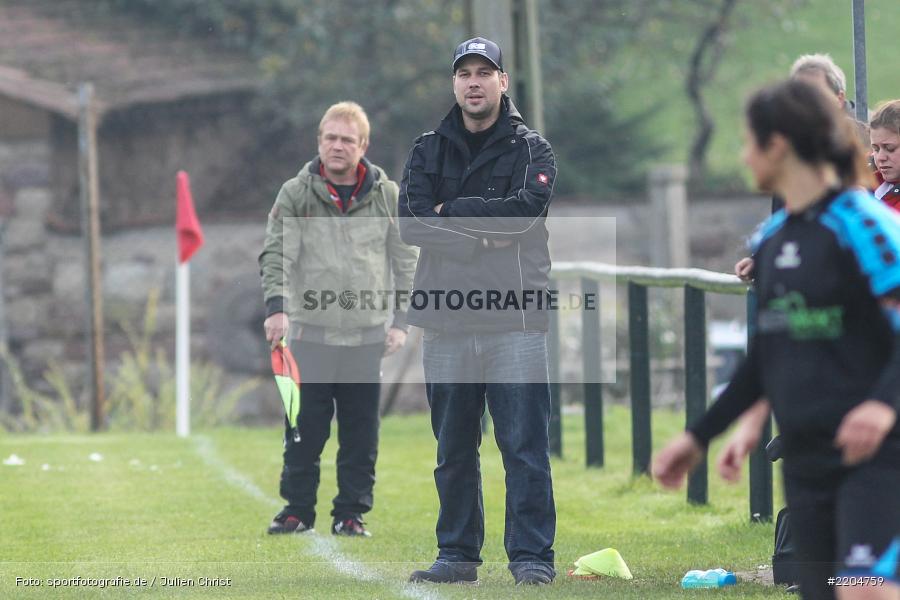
[267, 510, 313, 535]
[409, 561, 478, 584]
[514, 568, 553, 586]
[331, 515, 371, 537]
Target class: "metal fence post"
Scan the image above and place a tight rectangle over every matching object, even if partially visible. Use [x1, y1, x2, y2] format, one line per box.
[629, 282, 651, 475]
[581, 278, 603, 467]
[852, 0, 868, 122]
[548, 279, 562, 457]
[746, 289, 773, 522]
[550, 262, 762, 509]
[684, 286, 708, 504]
[749, 417, 774, 522]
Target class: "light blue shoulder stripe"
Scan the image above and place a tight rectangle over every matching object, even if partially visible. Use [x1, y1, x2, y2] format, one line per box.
[748, 209, 787, 254]
[873, 537, 900, 581]
[820, 189, 900, 296]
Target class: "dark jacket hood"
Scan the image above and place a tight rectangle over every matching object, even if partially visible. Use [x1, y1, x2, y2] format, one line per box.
[305, 155, 380, 201]
[436, 95, 524, 150]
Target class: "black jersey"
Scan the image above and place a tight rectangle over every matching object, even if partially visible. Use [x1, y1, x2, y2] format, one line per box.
[690, 188, 900, 477]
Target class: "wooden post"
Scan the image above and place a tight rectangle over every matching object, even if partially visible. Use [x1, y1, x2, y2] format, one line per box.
[468, 0, 516, 76]
[78, 83, 106, 431]
[467, 1, 546, 132]
[648, 165, 690, 268]
[0, 219, 9, 412]
[513, 0, 545, 133]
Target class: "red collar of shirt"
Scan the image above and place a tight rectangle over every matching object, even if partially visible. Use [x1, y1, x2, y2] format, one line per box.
[319, 162, 367, 213]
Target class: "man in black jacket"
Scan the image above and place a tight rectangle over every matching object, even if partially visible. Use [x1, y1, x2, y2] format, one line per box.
[400, 37, 557, 587]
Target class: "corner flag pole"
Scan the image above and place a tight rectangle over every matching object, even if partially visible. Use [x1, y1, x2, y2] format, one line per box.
[175, 171, 204, 437]
[176, 258, 190, 437]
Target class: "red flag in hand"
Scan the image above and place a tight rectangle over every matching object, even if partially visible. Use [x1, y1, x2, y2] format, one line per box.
[176, 170, 204, 263]
[271, 339, 302, 443]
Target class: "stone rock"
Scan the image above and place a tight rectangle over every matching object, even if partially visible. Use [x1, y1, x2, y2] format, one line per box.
[3, 219, 47, 251]
[14, 188, 53, 220]
[103, 261, 161, 302]
[6, 296, 52, 339]
[0, 141, 50, 190]
[16, 278, 52, 296]
[0, 187, 13, 218]
[3, 164, 50, 190]
[52, 260, 84, 299]
[22, 339, 65, 365]
[52, 302, 88, 337]
[3, 252, 50, 290]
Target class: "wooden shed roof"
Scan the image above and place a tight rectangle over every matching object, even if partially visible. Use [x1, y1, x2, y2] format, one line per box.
[0, 0, 260, 121]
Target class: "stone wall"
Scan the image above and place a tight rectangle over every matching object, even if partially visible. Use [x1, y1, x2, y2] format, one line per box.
[0, 183, 280, 422]
[47, 93, 276, 231]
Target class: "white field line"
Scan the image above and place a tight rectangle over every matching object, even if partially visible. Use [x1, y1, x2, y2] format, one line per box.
[193, 435, 442, 600]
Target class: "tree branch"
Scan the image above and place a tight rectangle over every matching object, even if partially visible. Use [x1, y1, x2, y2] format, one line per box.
[686, 0, 739, 183]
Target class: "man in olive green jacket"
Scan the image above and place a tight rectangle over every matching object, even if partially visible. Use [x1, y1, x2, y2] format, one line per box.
[259, 101, 418, 537]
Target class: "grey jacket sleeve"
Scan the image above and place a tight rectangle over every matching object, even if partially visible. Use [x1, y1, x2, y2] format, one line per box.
[258, 182, 302, 316]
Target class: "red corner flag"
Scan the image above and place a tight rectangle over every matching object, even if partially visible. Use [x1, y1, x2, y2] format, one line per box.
[176, 170, 204, 263]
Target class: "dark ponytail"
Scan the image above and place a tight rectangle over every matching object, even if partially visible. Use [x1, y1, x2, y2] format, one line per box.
[746, 79, 873, 188]
[827, 115, 872, 187]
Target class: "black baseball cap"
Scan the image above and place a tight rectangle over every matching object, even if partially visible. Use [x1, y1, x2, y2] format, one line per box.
[452, 37, 503, 72]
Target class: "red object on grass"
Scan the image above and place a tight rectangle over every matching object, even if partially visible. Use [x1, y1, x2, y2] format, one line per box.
[176, 170, 204, 263]
[271, 340, 302, 442]
[566, 569, 599, 580]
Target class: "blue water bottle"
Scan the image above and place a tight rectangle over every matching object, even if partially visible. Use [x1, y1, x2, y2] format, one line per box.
[680, 568, 737, 589]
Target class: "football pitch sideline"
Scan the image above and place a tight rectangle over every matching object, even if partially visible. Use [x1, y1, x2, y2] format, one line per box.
[0, 409, 788, 599]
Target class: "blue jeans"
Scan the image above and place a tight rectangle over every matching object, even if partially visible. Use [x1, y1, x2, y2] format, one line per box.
[422, 330, 556, 578]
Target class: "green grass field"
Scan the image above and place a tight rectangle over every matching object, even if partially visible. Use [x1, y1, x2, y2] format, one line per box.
[1, 407, 788, 599]
[611, 0, 900, 184]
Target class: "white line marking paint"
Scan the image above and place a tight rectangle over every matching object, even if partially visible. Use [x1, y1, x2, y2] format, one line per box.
[193, 435, 442, 600]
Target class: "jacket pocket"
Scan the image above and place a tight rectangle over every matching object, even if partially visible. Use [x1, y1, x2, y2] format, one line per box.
[431, 156, 462, 205]
[484, 153, 518, 199]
